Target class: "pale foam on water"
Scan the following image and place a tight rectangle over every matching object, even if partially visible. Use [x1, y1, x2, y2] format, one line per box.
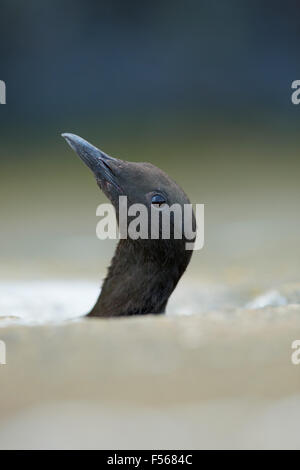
[0, 281, 99, 326]
[0, 280, 295, 327]
[0, 280, 245, 326]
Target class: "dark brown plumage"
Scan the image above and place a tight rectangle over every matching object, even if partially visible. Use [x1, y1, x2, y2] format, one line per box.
[62, 133, 195, 317]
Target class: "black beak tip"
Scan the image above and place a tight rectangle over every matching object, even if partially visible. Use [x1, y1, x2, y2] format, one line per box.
[61, 132, 110, 175]
[61, 132, 81, 152]
[61, 132, 76, 139]
[61, 132, 72, 141]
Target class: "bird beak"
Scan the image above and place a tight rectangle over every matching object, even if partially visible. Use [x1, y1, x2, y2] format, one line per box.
[61, 133, 115, 172]
[61, 133, 122, 195]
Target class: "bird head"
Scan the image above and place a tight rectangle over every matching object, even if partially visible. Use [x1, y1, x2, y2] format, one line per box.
[62, 133, 195, 252]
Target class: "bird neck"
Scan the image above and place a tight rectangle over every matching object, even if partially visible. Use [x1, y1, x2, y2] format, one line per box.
[88, 238, 191, 317]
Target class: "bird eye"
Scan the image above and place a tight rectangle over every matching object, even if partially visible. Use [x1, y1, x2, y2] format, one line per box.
[151, 194, 166, 207]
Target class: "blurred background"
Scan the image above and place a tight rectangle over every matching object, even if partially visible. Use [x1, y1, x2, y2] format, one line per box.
[2, 0, 300, 450]
[1, 0, 300, 288]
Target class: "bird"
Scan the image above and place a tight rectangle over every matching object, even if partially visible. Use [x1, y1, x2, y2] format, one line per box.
[62, 133, 195, 317]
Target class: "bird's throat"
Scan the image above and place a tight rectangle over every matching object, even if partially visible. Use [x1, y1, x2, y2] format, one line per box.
[88, 238, 191, 317]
